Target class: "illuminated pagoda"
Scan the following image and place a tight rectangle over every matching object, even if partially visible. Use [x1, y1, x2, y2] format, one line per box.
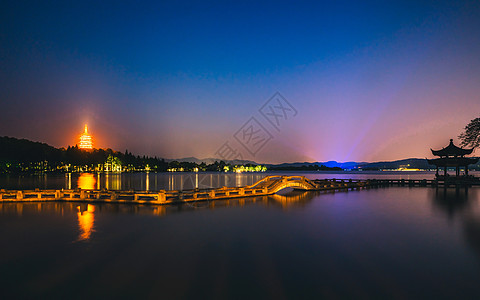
[78, 124, 93, 150]
[427, 139, 478, 180]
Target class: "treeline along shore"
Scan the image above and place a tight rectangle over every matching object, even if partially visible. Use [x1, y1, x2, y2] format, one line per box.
[4, 136, 477, 175]
[0, 136, 272, 174]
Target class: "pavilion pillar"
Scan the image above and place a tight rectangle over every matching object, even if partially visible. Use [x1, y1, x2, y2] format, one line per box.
[466, 166, 469, 176]
[436, 167, 439, 176]
[444, 167, 447, 176]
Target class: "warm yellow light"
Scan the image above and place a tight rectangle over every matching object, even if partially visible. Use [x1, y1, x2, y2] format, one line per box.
[78, 124, 93, 149]
[77, 204, 95, 241]
[78, 173, 96, 189]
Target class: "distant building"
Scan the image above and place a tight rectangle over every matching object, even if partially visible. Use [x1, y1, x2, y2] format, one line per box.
[78, 124, 93, 150]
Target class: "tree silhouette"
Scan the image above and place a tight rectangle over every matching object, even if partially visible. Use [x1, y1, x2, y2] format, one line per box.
[459, 117, 480, 148]
[0, 136, 266, 174]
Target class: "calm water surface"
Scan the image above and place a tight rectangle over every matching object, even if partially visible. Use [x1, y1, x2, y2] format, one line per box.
[1, 185, 480, 299]
[3, 171, 478, 191]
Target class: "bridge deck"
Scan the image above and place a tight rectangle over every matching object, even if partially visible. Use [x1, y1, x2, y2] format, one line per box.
[0, 176, 478, 205]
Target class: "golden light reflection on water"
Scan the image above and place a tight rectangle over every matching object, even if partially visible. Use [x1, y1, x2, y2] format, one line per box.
[77, 204, 95, 241]
[0, 188, 316, 224]
[270, 191, 316, 209]
[146, 173, 149, 191]
[105, 173, 122, 190]
[77, 173, 96, 190]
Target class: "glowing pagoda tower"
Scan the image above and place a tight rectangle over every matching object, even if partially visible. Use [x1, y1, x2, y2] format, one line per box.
[78, 124, 93, 150]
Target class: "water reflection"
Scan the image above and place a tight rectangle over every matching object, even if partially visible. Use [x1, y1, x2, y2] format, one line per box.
[76, 204, 95, 241]
[270, 190, 317, 209]
[105, 173, 122, 190]
[146, 173, 149, 191]
[5, 171, 480, 191]
[429, 186, 480, 262]
[463, 217, 480, 260]
[0, 191, 313, 221]
[77, 173, 96, 190]
[430, 187, 472, 218]
[4, 187, 480, 297]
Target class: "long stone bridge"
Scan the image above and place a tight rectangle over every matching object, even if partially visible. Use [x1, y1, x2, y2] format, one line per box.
[0, 175, 473, 206]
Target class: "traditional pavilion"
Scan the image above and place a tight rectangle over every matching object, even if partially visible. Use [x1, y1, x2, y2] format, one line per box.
[428, 139, 478, 179]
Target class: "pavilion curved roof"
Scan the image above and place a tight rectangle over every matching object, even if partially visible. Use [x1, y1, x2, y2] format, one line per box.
[431, 139, 474, 157]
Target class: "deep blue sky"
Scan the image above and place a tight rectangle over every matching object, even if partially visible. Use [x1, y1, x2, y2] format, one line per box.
[1, 0, 480, 163]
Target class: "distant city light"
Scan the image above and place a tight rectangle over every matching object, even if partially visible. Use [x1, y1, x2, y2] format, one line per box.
[78, 124, 93, 150]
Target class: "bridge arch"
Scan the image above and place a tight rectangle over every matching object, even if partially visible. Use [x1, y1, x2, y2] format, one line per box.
[247, 176, 319, 194]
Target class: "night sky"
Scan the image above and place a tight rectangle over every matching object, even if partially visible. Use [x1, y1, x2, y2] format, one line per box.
[1, 0, 479, 163]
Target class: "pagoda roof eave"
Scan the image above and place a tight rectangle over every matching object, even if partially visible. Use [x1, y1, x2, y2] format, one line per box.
[431, 139, 474, 157]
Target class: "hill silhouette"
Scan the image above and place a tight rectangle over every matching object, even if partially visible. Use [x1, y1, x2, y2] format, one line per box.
[0, 136, 265, 173]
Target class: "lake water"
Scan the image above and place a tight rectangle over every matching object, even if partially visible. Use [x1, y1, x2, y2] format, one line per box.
[1, 172, 480, 298]
[2, 170, 478, 191]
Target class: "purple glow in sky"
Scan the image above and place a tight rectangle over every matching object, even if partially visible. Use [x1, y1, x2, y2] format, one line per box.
[1, 1, 479, 163]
